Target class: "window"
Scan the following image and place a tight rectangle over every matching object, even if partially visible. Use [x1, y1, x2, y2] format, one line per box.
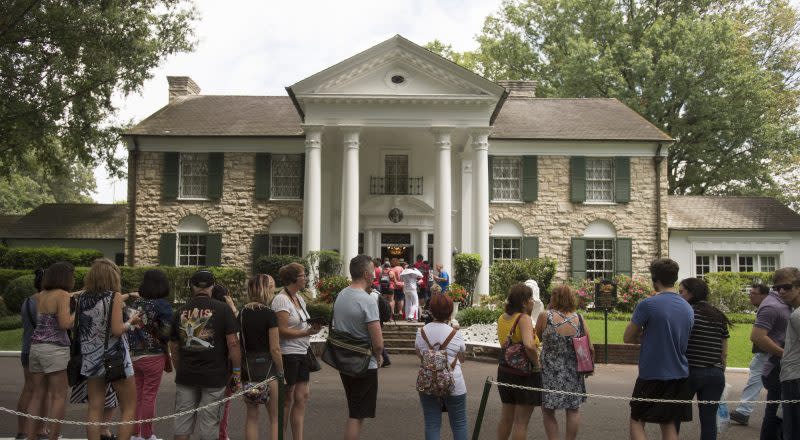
[358, 233, 364, 255]
[492, 238, 521, 261]
[384, 155, 409, 195]
[586, 239, 614, 280]
[271, 154, 304, 200]
[585, 158, 614, 202]
[179, 153, 208, 199]
[491, 157, 522, 201]
[270, 235, 301, 256]
[179, 234, 207, 266]
[716, 256, 733, 272]
[739, 255, 754, 272]
[427, 233, 434, 263]
[695, 253, 780, 276]
[696, 256, 711, 279]
[761, 256, 777, 272]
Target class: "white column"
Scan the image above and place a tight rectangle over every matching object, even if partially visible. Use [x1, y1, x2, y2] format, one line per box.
[460, 157, 473, 253]
[340, 127, 361, 275]
[433, 127, 453, 276]
[302, 125, 323, 257]
[471, 128, 491, 296]
[365, 229, 375, 260]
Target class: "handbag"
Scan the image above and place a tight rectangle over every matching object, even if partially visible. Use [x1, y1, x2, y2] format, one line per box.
[295, 298, 322, 373]
[571, 314, 594, 374]
[103, 295, 127, 383]
[67, 298, 83, 387]
[499, 313, 532, 376]
[240, 307, 272, 382]
[321, 293, 373, 377]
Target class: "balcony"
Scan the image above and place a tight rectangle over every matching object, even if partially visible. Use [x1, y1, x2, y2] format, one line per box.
[369, 176, 424, 196]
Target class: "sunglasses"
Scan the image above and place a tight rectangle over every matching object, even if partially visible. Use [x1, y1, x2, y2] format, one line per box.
[773, 283, 798, 292]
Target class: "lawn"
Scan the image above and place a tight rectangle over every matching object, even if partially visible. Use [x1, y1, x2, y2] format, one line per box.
[0, 328, 23, 351]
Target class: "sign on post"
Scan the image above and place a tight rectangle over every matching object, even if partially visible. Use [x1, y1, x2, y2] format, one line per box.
[594, 279, 617, 364]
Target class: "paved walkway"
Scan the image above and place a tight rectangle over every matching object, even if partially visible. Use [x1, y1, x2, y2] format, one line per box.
[0, 355, 764, 439]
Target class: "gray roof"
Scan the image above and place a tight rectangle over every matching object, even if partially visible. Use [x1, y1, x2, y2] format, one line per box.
[2, 204, 127, 240]
[125, 94, 671, 141]
[668, 196, 800, 231]
[0, 215, 23, 237]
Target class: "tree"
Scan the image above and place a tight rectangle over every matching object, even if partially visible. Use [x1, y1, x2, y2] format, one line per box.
[0, 155, 96, 215]
[427, 0, 800, 204]
[0, 0, 197, 179]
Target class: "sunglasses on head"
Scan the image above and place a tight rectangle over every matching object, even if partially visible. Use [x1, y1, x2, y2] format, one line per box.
[773, 283, 798, 292]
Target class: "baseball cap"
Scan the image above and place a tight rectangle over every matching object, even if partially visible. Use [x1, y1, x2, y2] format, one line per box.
[190, 270, 215, 288]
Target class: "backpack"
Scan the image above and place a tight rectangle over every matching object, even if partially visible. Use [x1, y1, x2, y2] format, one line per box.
[377, 293, 392, 324]
[416, 327, 458, 396]
[379, 269, 392, 291]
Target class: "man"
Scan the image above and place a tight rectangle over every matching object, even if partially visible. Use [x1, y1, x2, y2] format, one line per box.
[413, 254, 431, 307]
[333, 255, 385, 440]
[624, 258, 694, 440]
[170, 270, 241, 440]
[751, 274, 792, 439]
[433, 262, 450, 293]
[777, 267, 800, 439]
[400, 264, 423, 322]
[730, 283, 771, 425]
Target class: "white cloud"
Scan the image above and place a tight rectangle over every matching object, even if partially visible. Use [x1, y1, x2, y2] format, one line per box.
[93, 0, 499, 203]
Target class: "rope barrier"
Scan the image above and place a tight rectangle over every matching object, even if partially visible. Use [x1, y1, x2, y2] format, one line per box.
[489, 379, 800, 405]
[0, 376, 279, 426]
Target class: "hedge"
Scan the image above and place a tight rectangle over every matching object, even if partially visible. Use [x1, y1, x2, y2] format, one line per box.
[0, 247, 104, 270]
[489, 258, 558, 301]
[316, 251, 342, 279]
[306, 301, 333, 321]
[4, 274, 36, 313]
[0, 315, 22, 331]
[0, 268, 31, 294]
[705, 271, 773, 313]
[254, 255, 309, 285]
[456, 306, 502, 326]
[454, 253, 481, 305]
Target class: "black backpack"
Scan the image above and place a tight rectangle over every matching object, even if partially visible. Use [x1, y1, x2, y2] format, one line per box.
[379, 268, 392, 291]
[377, 293, 392, 324]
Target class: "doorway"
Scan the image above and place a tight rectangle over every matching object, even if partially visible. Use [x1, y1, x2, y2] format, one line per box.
[380, 232, 413, 263]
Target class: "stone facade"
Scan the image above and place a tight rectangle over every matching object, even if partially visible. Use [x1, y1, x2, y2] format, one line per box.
[129, 152, 303, 271]
[489, 156, 669, 281]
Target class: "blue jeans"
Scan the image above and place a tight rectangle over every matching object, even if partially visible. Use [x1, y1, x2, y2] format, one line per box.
[676, 366, 725, 440]
[782, 378, 800, 439]
[419, 393, 468, 440]
[735, 352, 767, 416]
[761, 365, 783, 440]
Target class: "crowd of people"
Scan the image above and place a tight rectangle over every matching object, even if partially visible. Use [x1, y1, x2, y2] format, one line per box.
[10, 255, 800, 440]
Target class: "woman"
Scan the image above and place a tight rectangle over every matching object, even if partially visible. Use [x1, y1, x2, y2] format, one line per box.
[27, 262, 75, 440]
[211, 283, 237, 440]
[415, 293, 467, 440]
[496, 283, 542, 440]
[127, 269, 173, 440]
[378, 262, 396, 320]
[677, 278, 731, 439]
[536, 285, 593, 440]
[16, 269, 49, 440]
[271, 262, 321, 440]
[77, 258, 139, 440]
[240, 274, 285, 440]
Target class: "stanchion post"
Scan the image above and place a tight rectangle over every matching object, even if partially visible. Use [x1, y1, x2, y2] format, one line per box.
[471, 376, 493, 440]
[278, 377, 285, 440]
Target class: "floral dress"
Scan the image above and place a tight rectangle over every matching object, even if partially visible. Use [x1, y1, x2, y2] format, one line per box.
[77, 290, 133, 379]
[540, 310, 587, 410]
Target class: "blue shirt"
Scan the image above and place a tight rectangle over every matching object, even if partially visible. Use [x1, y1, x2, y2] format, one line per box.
[437, 271, 450, 292]
[20, 296, 37, 355]
[631, 292, 694, 380]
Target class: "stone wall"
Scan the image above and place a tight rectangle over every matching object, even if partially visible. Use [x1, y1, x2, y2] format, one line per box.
[129, 152, 303, 271]
[489, 156, 669, 281]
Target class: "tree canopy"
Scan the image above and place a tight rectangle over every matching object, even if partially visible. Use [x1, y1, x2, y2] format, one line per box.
[0, 0, 197, 181]
[427, 0, 800, 204]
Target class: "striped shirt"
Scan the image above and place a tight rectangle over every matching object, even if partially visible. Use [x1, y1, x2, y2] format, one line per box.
[686, 304, 730, 368]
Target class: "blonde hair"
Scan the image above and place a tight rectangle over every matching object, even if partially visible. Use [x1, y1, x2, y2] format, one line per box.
[248, 274, 275, 305]
[548, 284, 578, 313]
[84, 258, 122, 293]
[430, 284, 442, 295]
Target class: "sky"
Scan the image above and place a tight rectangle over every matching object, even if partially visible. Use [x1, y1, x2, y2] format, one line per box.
[93, 0, 500, 203]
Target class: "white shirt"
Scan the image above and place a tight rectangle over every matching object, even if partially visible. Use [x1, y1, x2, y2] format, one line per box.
[271, 291, 311, 355]
[401, 272, 421, 294]
[415, 322, 467, 395]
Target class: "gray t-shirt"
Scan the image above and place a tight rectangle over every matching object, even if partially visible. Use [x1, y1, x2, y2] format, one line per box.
[781, 308, 800, 382]
[332, 286, 381, 369]
[754, 291, 792, 376]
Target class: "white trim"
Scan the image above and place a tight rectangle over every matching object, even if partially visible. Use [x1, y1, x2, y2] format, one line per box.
[489, 139, 667, 156]
[129, 136, 305, 152]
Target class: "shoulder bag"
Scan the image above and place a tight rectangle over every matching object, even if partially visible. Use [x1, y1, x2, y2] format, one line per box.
[67, 298, 83, 387]
[499, 313, 533, 376]
[294, 296, 322, 372]
[240, 307, 273, 382]
[321, 292, 373, 377]
[103, 294, 128, 383]
[571, 314, 595, 374]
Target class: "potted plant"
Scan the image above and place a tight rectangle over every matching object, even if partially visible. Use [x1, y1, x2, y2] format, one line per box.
[446, 283, 468, 319]
[315, 275, 350, 304]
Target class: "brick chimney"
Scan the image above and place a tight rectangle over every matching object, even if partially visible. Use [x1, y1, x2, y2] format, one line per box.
[167, 76, 201, 102]
[496, 80, 536, 98]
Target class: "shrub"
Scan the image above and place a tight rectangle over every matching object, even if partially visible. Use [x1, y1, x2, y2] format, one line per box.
[316, 250, 343, 279]
[0, 268, 31, 294]
[0, 315, 22, 331]
[306, 301, 333, 321]
[568, 275, 655, 312]
[453, 253, 481, 303]
[446, 283, 468, 303]
[315, 275, 351, 303]
[254, 255, 309, 285]
[489, 258, 558, 301]
[456, 306, 502, 326]
[0, 244, 7, 262]
[4, 274, 37, 313]
[0, 247, 104, 270]
[705, 271, 773, 313]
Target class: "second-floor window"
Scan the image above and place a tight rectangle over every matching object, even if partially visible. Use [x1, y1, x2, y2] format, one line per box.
[385, 155, 409, 195]
[271, 154, 304, 200]
[492, 157, 522, 202]
[179, 153, 209, 199]
[586, 158, 614, 202]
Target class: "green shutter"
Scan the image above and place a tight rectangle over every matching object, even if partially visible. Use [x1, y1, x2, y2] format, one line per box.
[571, 237, 587, 279]
[255, 153, 271, 200]
[252, 234, 270, 265]
[207, 153, 224, 199]
[522, 236, 539, 259]
[570, 157, 586, 203]
[300, 153, 306, 199]
[489, 237, 494, 265]
[615, 157, 631, 203]
[615, 237, 632, 276]
[488, 155, 494, 202]
[206, 233, 222, 266]
[522, 156, 538, 202]
[162, 153, 179, 199]
[159, 233, 177, 266]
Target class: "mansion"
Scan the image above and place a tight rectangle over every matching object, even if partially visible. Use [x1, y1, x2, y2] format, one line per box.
[123, 35, 715, 295]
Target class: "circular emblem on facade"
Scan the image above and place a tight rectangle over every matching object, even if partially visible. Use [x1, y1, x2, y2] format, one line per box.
[388, 208, 404, 223]
[384, 70, 410, 89]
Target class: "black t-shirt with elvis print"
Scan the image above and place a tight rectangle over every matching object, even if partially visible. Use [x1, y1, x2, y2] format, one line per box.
[171, 294, 239, 388]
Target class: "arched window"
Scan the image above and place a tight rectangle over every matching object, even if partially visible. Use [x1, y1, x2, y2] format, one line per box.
[177, 215, 209, 266]
[268, 217, 302, 256]
[491, 219, 524, 261]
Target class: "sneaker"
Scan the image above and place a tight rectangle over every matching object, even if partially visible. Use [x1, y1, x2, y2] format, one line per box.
[729, 411, 749, 426]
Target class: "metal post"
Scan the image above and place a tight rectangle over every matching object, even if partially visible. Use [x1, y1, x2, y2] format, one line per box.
[472, 376, 493, 440]
[277, 377, 285, 440]
[604, 308, 609, 364]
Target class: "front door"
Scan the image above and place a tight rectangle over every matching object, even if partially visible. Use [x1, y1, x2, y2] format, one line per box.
[380, 232, 413, 263]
